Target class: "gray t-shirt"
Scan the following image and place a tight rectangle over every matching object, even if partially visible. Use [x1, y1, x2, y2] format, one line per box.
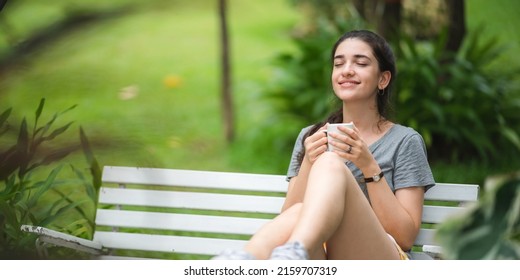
[286, 124, 435, 198]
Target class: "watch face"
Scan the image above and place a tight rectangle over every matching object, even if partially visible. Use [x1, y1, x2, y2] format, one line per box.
[374, 175, 381, 182]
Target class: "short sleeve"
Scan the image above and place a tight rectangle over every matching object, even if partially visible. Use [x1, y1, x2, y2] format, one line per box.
[393, 133, 435, 192]
[286, 126, 311, 181]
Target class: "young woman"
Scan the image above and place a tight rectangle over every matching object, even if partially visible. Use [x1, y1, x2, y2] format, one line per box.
[213, 30, 435, 260]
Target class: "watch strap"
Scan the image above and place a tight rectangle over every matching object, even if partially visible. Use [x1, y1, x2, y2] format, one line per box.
[363, 171, 384, 183]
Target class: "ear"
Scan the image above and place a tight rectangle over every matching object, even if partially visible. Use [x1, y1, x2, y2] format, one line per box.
[378, 71, 391, 90]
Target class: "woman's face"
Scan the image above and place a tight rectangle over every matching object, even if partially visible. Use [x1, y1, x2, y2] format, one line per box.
[331, 38, 388, 103]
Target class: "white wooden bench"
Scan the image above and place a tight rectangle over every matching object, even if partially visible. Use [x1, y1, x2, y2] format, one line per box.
[21, 165, 479, 260]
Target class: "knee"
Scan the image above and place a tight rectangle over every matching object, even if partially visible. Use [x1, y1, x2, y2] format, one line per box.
[312, 152, 356, 187]
[313, 152, 348, 173]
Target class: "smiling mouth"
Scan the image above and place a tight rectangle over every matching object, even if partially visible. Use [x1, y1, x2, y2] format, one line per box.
[339, 81, 359, 87]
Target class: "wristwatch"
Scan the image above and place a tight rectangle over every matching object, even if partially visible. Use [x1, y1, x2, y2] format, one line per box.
[363, 171, 384, 183]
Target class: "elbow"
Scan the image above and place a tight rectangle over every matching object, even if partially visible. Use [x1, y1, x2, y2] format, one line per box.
[398, 236, 415, 252]
[397, 226, 420, 251]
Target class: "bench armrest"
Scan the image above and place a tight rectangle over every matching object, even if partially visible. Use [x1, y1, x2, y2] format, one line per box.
[21, 225, 104, 256]
[422, 245, 443, 260]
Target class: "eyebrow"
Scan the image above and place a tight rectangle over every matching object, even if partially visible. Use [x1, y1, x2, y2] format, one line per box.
[334, 54, 372, 61]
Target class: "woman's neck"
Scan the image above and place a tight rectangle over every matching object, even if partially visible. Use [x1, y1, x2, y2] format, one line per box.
[342, 103, 391, 142]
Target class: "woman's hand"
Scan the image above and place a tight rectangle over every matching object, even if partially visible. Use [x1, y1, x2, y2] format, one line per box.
[328, 125, 376, 171]
[303, 124, 328, 164]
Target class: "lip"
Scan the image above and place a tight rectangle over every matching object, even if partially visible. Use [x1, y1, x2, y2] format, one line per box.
[338, 80, 360, 87]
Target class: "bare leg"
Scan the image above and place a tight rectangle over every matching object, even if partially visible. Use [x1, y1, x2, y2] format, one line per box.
[287, 152, 400, 259]
[244, 203, 302, 259]
[243, 203, 327, 260]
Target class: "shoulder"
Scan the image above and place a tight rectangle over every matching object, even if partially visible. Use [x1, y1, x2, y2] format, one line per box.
[295, 125, 314, 141]
[300, 124, 314, 134]
[390, 124, 420, 136]
[382, 124, 428, 155]
[389, 124, 426, 144]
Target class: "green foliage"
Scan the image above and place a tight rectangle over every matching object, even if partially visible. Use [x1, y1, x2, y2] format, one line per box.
[394, 28, 520, 163]
[0, 99, 100, 259]
[436, 174, 520, 259]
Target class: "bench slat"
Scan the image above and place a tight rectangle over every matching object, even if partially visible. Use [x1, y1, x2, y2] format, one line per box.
[425, 183, 479, 202]
[94, 231, 245, 255]
[99, 188, 284, 214]
[102, 166, 288, 192]
[96, 209, 270, 235]
[94, 229, 437, 255]
[421, 205, 467, 224]
[414, 228, 436, 246]
[102, 167, 479, 202]
[99, 188, 467, 223]
[94, 208, 453, 246]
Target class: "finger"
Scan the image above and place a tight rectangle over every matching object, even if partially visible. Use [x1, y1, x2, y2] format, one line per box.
[349, 125, 361, 140]
[306, 135, 328, 151]
[308, 144, 327, 161]
[329, 131, 354, 147]
[305, 135, 327, 152]
[317, 124, 328, 136]
[337, 125, 357, 141]
[330, 139, 351, 153]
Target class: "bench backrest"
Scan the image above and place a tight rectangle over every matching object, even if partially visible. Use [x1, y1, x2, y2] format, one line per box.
[96, 166, 479, 259]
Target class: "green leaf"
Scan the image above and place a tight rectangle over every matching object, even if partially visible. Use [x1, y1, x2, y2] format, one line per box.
[33, 98, 45, 130]
[0, 107, 12, 128]
[26, 165, 63, 208]
[70, 165, 96, 202]
[34, 113, 57, 138]
[52, 187, 89, 221]
[80, 126, 102, 192]
[43, 121, 74, 142]
[31, 147, 75, 169]
[16, 118, 30, 176]
[0, 146, 19, 181]
[500, 127, 520, 151]
[40, 199, 89, 226]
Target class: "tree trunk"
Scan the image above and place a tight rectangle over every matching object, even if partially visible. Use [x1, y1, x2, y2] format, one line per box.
[351, 0, 402, 41]
[218, 0, 234, 143]
[444, 0, 466, 54]
[378, 0, 402, 41]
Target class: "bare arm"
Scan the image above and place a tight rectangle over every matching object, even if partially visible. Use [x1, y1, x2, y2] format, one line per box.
[366, 179, 424, 250]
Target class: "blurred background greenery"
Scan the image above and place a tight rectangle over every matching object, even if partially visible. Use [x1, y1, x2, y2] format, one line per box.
[1, 0, 519, 259]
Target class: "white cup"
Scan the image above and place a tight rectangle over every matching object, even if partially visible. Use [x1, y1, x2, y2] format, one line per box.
[327, 122, 354, 152]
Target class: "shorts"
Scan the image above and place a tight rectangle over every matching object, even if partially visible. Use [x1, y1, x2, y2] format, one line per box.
[387, 234, 410, 260]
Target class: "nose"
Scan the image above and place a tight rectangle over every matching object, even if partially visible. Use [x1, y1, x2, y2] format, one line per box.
[341, 63, 354, 76]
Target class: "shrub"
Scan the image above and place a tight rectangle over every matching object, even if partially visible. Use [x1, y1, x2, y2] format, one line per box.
[0, 99, 100, 259]
[436, 173, 520, 259]
[394, 28, 520, 163]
